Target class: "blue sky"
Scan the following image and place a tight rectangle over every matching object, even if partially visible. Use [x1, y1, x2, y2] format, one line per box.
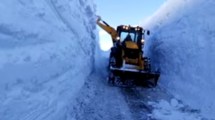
[95, 0, 166, 50]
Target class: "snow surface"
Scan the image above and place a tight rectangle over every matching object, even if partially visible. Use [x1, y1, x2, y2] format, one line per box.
[1, 0, 215, 119]
[143, 0, 215, 119]
[0, 0, 97, 119]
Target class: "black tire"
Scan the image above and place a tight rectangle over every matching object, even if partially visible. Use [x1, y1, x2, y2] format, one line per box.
[109, 48, 123, 68]
[109, 54, 116, 67]
[115, 57, 123, 68]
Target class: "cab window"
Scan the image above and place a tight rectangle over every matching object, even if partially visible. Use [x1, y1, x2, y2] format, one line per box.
[120, 32, 135, 42]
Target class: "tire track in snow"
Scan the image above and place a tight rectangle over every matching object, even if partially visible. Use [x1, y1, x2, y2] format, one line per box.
[69, 73, 133, 120]
[121, 87, 155, 120]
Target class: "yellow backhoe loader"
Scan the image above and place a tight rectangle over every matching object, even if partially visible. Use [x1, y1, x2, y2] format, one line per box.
[97, 16, 160, 87]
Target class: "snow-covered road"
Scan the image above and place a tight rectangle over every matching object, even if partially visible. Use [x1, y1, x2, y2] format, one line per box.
[69, 56, 206, 120]
[70, 73, 132, 120]
[69, 73, 206, 120]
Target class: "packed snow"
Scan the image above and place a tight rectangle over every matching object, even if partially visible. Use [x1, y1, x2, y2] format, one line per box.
[0, 0, 96, 119]
[0, 0, 215, 120]
[143, 0, 215, 119]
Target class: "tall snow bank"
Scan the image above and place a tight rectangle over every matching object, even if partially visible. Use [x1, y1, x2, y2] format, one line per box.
[0, 0, 97, 119]
[144, 0, 215, 118]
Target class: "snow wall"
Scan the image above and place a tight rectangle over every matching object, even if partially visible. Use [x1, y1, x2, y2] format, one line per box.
[0, 0, 97, 119]
[144, 0, 215, 118]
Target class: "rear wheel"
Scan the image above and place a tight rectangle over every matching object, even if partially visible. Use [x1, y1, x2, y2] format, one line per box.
[109, 55, 116, 68]
[109, 55, 123, 68]
[109, 47, 123, 68]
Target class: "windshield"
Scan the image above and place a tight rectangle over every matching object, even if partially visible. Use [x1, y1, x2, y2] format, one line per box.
[120, 32, 142, 43]
[120, 32, 135, 42]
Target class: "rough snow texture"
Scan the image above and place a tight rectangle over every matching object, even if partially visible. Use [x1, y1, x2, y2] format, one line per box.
[149, 99, 203, 120]
[143, 0, 215, 119]
[0, 0, 96, 119]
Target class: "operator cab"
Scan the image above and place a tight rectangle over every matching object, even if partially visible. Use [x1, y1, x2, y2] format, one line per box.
[117, 25, 150, 46]
[116, 25, 147, 50]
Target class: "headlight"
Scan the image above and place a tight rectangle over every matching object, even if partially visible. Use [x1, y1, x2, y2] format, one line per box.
[135, 27, 140, 31]
[116, 36, 120, 41]
[141, 39, 145, 44]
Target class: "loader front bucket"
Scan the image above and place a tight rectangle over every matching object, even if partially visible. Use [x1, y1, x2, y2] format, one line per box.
[110, 67, 160, 87]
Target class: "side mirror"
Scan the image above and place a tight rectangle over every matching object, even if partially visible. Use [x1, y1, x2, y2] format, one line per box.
[143, 30, 150, 36]
[147, 30, 150, 35]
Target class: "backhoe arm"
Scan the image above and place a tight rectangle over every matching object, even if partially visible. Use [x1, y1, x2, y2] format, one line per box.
[96, 17, 118, 42]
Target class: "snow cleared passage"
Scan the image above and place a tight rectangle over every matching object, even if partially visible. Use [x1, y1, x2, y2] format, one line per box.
[69, 74, 133, 120]
[69, 70, 205, 120]
[1, 0, 215, 119]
